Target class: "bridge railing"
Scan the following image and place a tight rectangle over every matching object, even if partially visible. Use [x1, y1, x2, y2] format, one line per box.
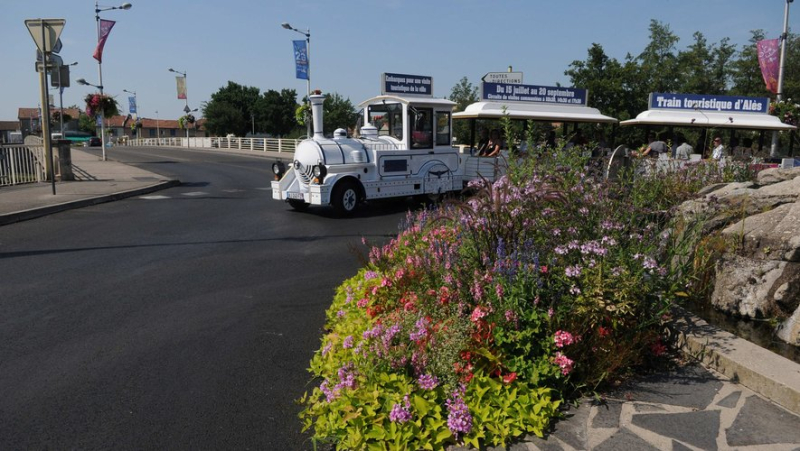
[126, 136, 299, 154]
[0, 143, 46, 187]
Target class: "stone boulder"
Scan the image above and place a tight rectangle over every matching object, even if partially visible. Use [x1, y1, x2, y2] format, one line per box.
[681, 166, 800, 347]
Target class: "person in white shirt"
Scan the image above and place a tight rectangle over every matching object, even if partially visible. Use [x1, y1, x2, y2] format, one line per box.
[674, 134, 693, 160]
[711, 136, 725, 160]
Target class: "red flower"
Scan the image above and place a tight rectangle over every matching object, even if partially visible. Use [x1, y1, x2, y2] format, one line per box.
[650, 339, 667, 356]
[597, 326, 611, 338]
[502, 372, 517, 384]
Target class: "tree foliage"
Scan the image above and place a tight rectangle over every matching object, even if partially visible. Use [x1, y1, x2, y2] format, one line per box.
[257, 89, 299, 137]
[321, 93, 359, 135]
[449, 76, 479, 145]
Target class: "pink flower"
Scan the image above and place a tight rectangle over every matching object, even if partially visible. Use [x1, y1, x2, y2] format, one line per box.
[554, 352, 574, 375]
[470, 306, 488, 323]
[554, 330, 575, 348]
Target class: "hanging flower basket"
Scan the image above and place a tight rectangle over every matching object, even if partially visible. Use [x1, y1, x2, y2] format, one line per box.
[769, 99, 800, 125]
[84, 93, 120, 119]
[178, 114, 196, 129]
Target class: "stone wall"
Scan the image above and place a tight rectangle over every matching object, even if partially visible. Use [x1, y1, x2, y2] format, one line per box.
[679, 167, 800, 346]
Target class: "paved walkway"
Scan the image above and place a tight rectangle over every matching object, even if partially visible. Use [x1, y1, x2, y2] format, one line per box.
[2, 146, 799, 450]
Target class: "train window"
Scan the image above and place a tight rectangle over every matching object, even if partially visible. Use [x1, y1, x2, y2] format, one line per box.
[411, 108, 432, 149]
[435, 111, 450, 146]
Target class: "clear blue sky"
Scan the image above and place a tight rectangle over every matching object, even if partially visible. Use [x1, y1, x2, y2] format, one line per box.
[2, 0, 796, 122]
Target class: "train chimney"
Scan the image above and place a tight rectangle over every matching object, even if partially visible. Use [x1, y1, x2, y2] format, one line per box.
[310, 93, 325, 139]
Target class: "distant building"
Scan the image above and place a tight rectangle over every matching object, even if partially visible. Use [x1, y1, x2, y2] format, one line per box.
[0, 121, 20, 143]
[11, 107, 204, 141]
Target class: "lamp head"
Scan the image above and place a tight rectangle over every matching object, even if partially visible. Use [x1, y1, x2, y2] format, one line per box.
[120, 3, 132, 9]
[77, 78, 88, 86]
[281, 22, 292, 29]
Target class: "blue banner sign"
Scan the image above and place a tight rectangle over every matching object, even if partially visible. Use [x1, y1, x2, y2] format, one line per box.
[128, 96, 137, 115]
[649, 93, 769, 114]
[382, 73, 433, 96]
[482, 82, 587, 106]
[293, 40, 309, 80]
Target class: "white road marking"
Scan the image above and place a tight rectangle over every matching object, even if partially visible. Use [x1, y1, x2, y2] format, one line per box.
[182, 191, 208, 196]
[139, 195, 171, 200]
[222, 189, 245, 193]
[256, 187, 273, 191]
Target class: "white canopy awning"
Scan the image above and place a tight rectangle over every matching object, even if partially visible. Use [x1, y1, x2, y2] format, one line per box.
[357, 95, 456, 109]
[452, 101, 617, 123]
[620, 109, 795, 131]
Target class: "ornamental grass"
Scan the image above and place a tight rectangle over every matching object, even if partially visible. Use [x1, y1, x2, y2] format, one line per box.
[299, 146, 754, 450]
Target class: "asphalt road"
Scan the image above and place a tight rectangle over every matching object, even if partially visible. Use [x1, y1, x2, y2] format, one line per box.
[0, 146, 413, 449]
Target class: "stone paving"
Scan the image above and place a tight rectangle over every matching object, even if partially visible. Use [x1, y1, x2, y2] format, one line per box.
[515, 364, 800, 450]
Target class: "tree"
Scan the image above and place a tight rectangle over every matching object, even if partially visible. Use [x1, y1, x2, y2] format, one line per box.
[636, 20, 681, 94]
[322, 93, 358, 135]
[449, 77, 479, 145]
[256, 89, 298, 137]
[78, 112, 97, 134]
[202, 81, 261, 136]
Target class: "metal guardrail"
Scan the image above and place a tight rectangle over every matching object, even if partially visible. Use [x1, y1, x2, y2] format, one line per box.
[126, 136, 299, 153]
[0, 144, 46, 187]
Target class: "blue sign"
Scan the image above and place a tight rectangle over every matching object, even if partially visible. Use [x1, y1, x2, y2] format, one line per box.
[649, 93, 769, 114]
[382, 73, 433, 96]
[128, 96, 137, 115]
[293, 40, 309, 80]
[482, 83, 587, 106]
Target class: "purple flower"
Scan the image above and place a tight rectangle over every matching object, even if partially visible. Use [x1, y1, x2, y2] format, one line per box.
[417, 374, 439, 390]
[565, 265, 582, 278]
[364, 270, 378, 280]
[342, 335, 354, 349]
[389, 395, 412, 423]
[409, 317, 429, 342]
[446, 385, 472, 437]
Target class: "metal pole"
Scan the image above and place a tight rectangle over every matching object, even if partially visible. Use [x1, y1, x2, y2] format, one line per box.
[39, 22, 55, 194]
[59, 86, 64, 135]
[96, 1, 107, 161]
[156, 110, 160, 145]
[771, 0, 792, 157]
[306, 30, 311, 138]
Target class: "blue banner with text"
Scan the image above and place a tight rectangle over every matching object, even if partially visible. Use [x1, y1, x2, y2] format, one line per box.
[293, 40, 309, 80]
[482, 83, 587, 106]
[649, 93, 769, 114]
[382, 73, 433, 96]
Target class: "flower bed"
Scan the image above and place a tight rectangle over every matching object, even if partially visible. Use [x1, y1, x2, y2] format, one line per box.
[299, 149, 754, 449]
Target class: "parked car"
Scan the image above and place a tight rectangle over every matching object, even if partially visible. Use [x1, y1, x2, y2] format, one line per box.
[86, 137, 102, 147]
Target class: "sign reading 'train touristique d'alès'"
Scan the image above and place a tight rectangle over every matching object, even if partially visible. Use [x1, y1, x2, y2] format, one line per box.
[649, 93, 769, 114]
[482, 82, 587, 106]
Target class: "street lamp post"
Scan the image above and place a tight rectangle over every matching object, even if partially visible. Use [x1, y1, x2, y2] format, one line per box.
[169, 68, 191, 148]
[155, 110, 160, 145]
[281, 22, 311, 138]
[123, 88, 139, 140]
[771, 0, 794, 157]
[95, 1, 132, 160]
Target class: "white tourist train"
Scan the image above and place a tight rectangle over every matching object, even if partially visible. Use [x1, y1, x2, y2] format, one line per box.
[271, 73, 505, 214]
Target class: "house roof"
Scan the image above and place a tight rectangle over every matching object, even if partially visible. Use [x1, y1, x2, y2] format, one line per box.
[18, 107, 82, 120]
[0, 121, 19, 131]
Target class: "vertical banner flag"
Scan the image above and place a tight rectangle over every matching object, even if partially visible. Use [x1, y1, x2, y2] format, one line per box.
[757, 39, 780, 94]
[293, 40, 309, 80]
[176, 76, 187, 100]
[93, 19, 116, 63]
[128, 96, 137, 115]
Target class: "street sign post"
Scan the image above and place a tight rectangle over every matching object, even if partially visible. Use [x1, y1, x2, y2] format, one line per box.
[25, 18, 66, 195]
[482, 72, 524, 84]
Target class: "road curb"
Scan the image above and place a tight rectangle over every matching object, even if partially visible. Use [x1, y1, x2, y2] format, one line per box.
[672, 305, 800, 415]
[0, 179, 181, 226]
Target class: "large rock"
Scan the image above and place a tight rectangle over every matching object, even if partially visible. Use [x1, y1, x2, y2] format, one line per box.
[681, 168, 800, 347]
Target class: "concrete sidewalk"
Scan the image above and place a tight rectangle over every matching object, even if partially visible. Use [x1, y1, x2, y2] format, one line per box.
[1, 145, 798, 449]
[0, 147, 180, 226]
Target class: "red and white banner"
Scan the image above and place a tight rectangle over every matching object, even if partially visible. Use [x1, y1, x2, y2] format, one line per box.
[176, 76, 187, 100]
[93, 19, 116, 63]
[757, 39, 780, 94]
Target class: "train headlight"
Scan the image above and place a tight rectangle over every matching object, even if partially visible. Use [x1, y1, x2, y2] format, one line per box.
[312, 164, 327, 184]
[272, 161, 285, 180]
